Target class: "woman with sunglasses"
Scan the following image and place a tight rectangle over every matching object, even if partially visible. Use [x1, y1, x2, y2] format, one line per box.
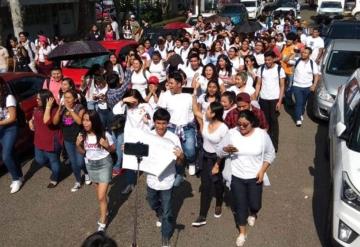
[219, 110, 275, 247]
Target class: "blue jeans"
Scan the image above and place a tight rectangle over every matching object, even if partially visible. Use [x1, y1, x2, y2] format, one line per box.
[293, 86, 311, 121]
[64, 140, 86, 182]
[34, 147, 61, 182]
[0, 124, 22, 180]
[285, 73, 294, 105]
[147, 187, 174, 240]
[112, 132, 124, 170]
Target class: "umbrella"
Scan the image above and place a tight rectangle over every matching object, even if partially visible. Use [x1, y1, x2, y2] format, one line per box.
[166, 54, 184, 68]
[163, 22, 191, 29]
[48, 41, 109, 60]
[233, 21, 263, 34]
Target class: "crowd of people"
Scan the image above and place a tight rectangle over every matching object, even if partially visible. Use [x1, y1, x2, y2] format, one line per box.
[0, 9, 325, 247]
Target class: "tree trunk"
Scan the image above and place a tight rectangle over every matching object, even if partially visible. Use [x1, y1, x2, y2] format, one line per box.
[8, 0, 24, 37]
[78, 0, 95, 39]
[0, 15, 3, 45]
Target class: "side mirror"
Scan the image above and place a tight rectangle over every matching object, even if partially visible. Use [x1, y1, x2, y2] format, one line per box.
[336, 122, 347, 138]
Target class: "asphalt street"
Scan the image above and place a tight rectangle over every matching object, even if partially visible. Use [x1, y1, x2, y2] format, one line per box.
[0, 6, 333, 247]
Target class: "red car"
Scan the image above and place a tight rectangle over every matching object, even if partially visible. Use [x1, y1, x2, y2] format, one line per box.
[0, 72, 46, 162]
[62, 40, 138, 85]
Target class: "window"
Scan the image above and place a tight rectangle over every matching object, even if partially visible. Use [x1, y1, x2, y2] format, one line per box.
[67, 55, 109, 69]
[348, 104, 360, 152]
[344, 76, 360, 123]
[326, 50, 360, 76]
[10, 77, 44, 101]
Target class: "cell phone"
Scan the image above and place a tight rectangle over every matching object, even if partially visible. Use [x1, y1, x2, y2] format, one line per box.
[182, 87, 194, 94]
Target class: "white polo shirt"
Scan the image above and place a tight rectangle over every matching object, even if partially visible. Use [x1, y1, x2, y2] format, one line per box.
[293, 59, 319, 88]
[257, 64, 286, 100]
[179, 64, 203, 87]
[306, 36, 324, 62]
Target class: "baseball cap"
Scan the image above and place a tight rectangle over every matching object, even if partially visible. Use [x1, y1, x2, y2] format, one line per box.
[236, 92, 251, 103]
[148, 76, 159, 85]
[130, 14, 135, 19]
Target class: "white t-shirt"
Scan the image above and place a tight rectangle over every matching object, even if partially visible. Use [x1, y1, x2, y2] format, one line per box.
[227, 85, 255, 96]
[158, 91, 194, 126]
[202, 121, 229, 153]
[293, 59, 319, 88]
[0, 95, 16, 120]
[224, 128, 275, 179]
[197, 94, 210, 113]
[179, 65, 203, 87]
[93, 85, 108, 110]
[131, 69, 150, 98]
[149, 61, 166, 82]
[230, 57, 244, 71]
[84, 132, 114, 160]
[146, 130, 182, 191]
[306, 36, 324, 62]
[254, 53, 265, 66]
[257, 64, 286, 100]
[197, 76, 224, 94]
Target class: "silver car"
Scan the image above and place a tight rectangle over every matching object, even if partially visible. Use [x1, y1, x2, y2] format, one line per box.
[328, 68, 360, 246]
[313, 39, 360, 120]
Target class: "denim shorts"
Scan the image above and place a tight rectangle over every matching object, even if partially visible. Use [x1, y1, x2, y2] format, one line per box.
[85, 155, 113, 183]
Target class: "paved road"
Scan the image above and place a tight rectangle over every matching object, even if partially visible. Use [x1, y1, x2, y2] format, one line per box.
[0, 7, 333, 247]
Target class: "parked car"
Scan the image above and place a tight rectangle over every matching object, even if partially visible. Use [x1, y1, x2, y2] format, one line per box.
[241, 0, 263, 19]
[313, 39, 360, 120]
[263, 0, 300, 15]
[62, 40, 138, 85]
[218, 3, 249, 25]
[328, 67, 360, 246]
[0, 72, 46, 166]
[317, 0, 344, 17]
[322, 20, 360, 47]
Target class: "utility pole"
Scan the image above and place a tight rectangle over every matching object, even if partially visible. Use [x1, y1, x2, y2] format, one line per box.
[8, 0, 24, 37]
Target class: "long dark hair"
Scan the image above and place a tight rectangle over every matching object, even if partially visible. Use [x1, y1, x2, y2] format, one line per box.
[209, 101, 224, 122]
[83, 110, 106, 145]
[59, 77, 76, 98]
[205, 80, 221, 103]
[216, 54, 233, 77]
[38, 89, 56, 111]
[244, 54, 259, 70]
[123, 89, 145, 105]
[85, 64, 102, 77]
[0, 78, 10, 108]
[202, 63, 219, 81]
[238, 109, 259, 128]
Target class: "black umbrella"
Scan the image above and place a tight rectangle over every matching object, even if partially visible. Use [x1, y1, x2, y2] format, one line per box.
[234, 21, 263, 34]
[48, 41, 109, 60]
[166, 54, 184, 68]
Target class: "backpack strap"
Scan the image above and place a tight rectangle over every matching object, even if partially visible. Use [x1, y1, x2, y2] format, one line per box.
[260, 64, 281, 81]
[142, 69, 149, 83]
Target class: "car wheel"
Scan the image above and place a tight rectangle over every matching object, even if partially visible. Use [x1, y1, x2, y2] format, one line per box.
[355, 12, 360, 21]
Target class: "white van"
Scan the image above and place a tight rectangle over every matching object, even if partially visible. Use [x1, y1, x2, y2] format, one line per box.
[241, 0, 263, 19]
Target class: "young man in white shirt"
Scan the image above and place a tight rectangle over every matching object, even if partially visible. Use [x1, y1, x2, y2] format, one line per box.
[305, 27, 324, 65]
[179, 53, 203, 87]
[255, 51, 285, 152]
[292, 47, 320, 126]
[146, 108, 184, 247]
[158, 71, 197, 177]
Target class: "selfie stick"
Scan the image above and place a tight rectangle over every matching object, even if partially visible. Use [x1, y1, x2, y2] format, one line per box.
[131, 155, 142, 247]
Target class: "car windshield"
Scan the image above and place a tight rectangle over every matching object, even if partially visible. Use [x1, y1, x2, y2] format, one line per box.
[321, 2, 342, 8]
[242, 2, 256, 7]
[348, 103, 360, 152]
[328, 25, 360, 39]
[326, 50, 360, 76]
[221, 5, 245, 13]
[66, 54, 109, 69]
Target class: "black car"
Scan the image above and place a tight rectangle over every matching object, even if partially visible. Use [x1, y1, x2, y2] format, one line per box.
[322, 20, 360, 47]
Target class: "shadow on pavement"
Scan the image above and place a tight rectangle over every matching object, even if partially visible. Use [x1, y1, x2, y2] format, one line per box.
[310, 122, 332, 247]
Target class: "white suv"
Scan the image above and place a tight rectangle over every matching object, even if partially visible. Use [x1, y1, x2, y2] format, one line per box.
[329, 68, 360, 246]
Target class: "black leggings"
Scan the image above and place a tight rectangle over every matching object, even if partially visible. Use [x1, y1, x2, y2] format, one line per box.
[199, 152, 224, 218]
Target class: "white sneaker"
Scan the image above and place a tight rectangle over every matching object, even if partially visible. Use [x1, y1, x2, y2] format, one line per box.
[71, 182, 81, 192]
[84, 174, 92, 185]
[247, 216, 256, 227]
[156, 220, 162, 228]
[296, 120, 302, 127]
[97, 221, 106, 232]
[188, 164, 196, 176]
[236, 234, 247, 247]
[10, 180, 23, 194]
[301, 115, 304, 121]
[121, 184, 134, 194]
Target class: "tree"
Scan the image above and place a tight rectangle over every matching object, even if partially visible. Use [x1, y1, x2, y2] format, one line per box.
[78, 0, 95, 38]
[8, 0, 24, 37]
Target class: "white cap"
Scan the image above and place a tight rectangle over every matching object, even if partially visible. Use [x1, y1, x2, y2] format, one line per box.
[130, 14, 135, 18]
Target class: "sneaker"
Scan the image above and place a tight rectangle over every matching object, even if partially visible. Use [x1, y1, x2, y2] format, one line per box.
[156, 219, 162, 228]
[71, 182, 81, 192]
[47, 181, 58, 189]
[214, 206, 222, 218]
[97, 221, 106, 232]
[192, 216, 207, 227]
[296, 120, 302, 127]
[236, 234, 247, 247]
[247, 216, 256, 227]
[84, 174, 92, 185]
[173, 174, 184, 187]
[301, 115, 304, 121]
[161, 238, 170, 247]
[121, 184, 134, 194]
[10, 180, 23, 194]
[188, 164, 196, 176]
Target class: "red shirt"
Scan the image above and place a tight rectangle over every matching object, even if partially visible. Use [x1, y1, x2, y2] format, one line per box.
[224, 106, 269, 130]
[33, 107, 62, 152]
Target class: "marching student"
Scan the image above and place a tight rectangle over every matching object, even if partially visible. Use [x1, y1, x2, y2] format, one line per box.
[76, 110, 115, 232]
[146, 108, 184, 247]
